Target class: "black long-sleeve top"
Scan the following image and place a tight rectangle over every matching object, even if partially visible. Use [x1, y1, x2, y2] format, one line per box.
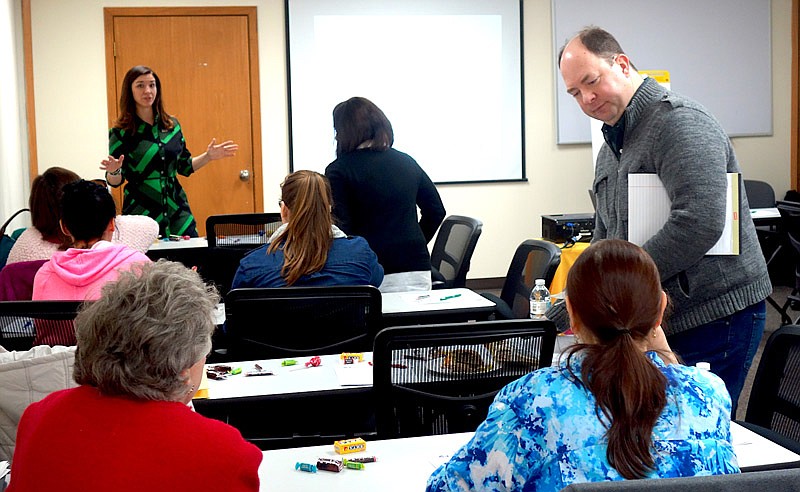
[325, 148, 446, 274]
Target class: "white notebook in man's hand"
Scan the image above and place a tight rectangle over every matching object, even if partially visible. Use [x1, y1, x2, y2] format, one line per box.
[628, 173, 740, 255]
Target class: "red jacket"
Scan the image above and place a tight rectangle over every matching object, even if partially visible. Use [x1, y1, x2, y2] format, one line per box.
[8, 385, 262, 491]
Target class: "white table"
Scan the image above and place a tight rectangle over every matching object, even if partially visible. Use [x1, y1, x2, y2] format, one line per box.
[750, 207, 780, 220]
[381, 288, 494, 314]
[195, 353, 376, 445]
[147, 236, 208, 250]
[200, 353, 372, 401]
[146, 235, 266, 251]
[145, 237, 210, 270]
[211, 288, 497, 325]
[257, 422, 800, 491]
[731, 422, 800, 471]
[381, 287, 496, 326]
[258, 432, 470, 491]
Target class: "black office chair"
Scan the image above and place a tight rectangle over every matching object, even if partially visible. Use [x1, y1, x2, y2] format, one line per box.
[430, 215, 483, 289]
[373, 318, 556, 439]
[738, 324, 800, 456]
[0, 300, 84, 350]
[224, 285, 382, 361]
[560, 468, 800, 491]
[773, 201, 800, 325]
[744, 179, 776, 209]
[204, 213, 282, 297]
[482, 239, 561, 319]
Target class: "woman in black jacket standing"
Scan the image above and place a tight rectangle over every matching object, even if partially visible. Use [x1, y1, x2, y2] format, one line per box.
[325, 97, 445, 292]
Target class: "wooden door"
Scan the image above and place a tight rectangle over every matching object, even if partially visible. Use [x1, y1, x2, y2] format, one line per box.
[104, 7, 263, 236]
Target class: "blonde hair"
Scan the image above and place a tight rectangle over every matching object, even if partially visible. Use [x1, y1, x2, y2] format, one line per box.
[268, 171, 334, 285]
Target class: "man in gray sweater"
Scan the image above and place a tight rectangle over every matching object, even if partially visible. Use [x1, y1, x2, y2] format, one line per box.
[551, 26, 771, 413]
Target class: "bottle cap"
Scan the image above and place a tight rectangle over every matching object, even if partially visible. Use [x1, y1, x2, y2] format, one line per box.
[695, 362, 711, 371]
[535, 278, 545, 285]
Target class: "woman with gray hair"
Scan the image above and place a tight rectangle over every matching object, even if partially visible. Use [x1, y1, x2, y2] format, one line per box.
[7, 260, 262, 492]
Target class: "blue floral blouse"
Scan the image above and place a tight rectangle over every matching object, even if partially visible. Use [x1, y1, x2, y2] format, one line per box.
[426, 352, 739, 491]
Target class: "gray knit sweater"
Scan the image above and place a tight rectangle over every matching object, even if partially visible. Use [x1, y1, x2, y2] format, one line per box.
[548, 77, 771, 335]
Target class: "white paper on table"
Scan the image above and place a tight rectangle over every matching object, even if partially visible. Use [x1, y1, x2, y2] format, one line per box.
[334, 362, 373, 386]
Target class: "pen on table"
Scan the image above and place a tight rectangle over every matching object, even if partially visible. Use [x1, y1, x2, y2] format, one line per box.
[439, 293, 462, 301]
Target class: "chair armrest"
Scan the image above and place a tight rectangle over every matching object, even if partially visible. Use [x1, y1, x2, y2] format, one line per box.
[431, 267, 447, 290]
[481, 292, 515, 320]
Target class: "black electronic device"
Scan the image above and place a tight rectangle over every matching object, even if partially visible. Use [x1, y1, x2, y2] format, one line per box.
[541, 213, 595, 243]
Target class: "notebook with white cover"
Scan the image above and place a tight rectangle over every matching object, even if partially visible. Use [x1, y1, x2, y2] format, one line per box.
[628, 173, 740, 255]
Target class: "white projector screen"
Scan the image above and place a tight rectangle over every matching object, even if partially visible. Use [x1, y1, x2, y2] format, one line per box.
[286, 0, 524, 183]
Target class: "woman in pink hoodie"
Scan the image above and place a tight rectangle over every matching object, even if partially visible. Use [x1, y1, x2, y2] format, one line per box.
[33, 180, 151, 303]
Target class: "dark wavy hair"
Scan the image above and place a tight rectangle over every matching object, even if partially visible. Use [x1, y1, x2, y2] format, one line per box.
[565, 239, 667, 479]
[29, 167, 80, 248]
[60, 180, 117, 242]
[332, 97, 393, 157]
[113, 65, 174, 132]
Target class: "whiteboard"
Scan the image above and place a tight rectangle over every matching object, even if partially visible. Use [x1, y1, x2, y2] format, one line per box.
[552, 0, 772, 144]
[286, 0, 524, 183]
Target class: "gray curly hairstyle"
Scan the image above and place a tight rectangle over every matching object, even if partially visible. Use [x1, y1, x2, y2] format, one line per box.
[73, 260, 219, 401]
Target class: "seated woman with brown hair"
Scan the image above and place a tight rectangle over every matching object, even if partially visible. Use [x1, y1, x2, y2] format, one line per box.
[6, 167, 157, 265]
[427, 239, 738, 492]
[231, 170, 383, 288]
[8, 260, 262, 491]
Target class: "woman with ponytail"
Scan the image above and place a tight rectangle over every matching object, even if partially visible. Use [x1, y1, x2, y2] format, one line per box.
[231, 170, 383, 289]
[427, 239, 738, 491]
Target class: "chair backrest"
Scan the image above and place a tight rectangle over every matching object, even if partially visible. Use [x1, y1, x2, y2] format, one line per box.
[0, 300, 84, 350]
[560, 468, 800, 491]
[777, 200, 800, 289]
[430, 215, 483, 289]
[744, 324, 800, 445]
[206, 212, 283, 248]
[204, 213, 282, 296]
[0, 208, 29, 271]
[224, 285, 382, 360]
[0, 259, 47, 301]
[744, 179, 776, 209]
[373, 318, 556, 439]
[499, 240, 562, 319]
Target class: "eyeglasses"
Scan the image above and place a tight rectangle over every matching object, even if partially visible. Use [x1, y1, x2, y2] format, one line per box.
[278, 199, 284, 208]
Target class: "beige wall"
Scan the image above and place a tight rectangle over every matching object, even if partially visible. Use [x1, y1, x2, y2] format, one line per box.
[27, 0, 793, 279]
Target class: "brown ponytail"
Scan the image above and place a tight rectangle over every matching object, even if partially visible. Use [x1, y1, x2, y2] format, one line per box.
[565, 239, 667, 479]
[268, 171, 334, 285]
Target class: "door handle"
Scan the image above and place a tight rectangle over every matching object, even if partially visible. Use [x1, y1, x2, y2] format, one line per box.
[239, 169, 250, 181]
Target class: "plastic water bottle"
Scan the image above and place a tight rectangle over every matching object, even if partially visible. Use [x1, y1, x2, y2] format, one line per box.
[530, 279, 551, 319]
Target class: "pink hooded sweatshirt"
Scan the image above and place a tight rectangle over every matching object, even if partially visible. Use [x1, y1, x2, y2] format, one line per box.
[32, 241, 151, 301]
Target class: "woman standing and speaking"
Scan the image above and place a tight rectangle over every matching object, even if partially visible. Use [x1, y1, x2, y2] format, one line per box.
[101, 65, 238, 237]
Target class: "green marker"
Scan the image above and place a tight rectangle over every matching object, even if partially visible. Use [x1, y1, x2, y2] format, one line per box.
[282, 359, 298, 367]
[231, 367, 242, 375]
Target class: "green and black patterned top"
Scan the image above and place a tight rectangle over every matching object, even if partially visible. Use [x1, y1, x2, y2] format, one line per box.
[108, 114, 197, 236]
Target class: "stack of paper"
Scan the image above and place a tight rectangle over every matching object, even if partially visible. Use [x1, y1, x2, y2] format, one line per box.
[628, 173, 740, 255]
